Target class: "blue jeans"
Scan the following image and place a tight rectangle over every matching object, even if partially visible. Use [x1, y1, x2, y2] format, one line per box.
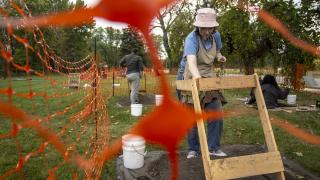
[187, 99, 223, 152]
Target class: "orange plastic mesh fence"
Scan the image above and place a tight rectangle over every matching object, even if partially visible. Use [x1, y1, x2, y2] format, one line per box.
[0, 1, 110, 179]
[0, 0, 319, 180]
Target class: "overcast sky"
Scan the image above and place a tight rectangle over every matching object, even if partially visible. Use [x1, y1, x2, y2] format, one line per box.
[71, 0, 301, 30]
[71, 0, 128, 29]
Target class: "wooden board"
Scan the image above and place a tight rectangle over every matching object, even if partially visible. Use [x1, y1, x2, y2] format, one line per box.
[191, 79, 212, 179]
[68, 73, 81, 88]
[198, 75, 256, 91]
[176, 79, 194, 91]
[210, 152, 284, 179]
[176, 76, 256, 91]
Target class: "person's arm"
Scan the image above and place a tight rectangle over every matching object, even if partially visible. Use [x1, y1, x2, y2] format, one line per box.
[187, 55, 201, 79]
[213, 31, 226, 62]
[246, 88, 256, 104]
[278, 88, 289, 100]
[177, 58, 186, 80]
[184, 31, 200, 79]
[120, 56, 127, 67]
[247, 96, 256, 104]
[138, 56, 144, 78]
[214, 31, 222, 51]
[138, 57, 144, 72]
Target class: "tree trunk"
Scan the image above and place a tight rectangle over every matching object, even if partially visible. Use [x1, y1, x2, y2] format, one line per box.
[158, 14, 172, 68]
[244, 65, 255, 75]
[292, 63, 305, 90]
[243, 58, 255, 75]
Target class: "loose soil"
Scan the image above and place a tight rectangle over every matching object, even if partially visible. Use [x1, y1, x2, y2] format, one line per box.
[117, 93, 156, 107]
[116, 145, 320, 180]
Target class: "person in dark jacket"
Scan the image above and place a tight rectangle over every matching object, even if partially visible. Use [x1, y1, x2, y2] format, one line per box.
[247, 74, 289, 109]
[120, 48, 144, 104]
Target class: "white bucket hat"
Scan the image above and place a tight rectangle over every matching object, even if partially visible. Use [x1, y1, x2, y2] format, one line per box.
[193, 8, 219, 27]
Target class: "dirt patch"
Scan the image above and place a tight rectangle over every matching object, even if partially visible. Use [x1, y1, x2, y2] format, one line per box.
[116, 144, 319, 180]
[117, 93, 156, 107]
[116, 145, 265, 180]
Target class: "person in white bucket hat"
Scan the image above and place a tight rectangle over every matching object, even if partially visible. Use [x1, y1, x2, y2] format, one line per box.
[181, 8, 227, 159]
[193, 8, 220, 27]
[176, 8, 225, 99]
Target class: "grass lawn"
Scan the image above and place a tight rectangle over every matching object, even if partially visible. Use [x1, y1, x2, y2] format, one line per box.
[0, 75, 319, 179]
[222, 89, 320, 175]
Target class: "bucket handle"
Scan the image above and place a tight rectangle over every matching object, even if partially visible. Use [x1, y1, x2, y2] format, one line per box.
[131, 144, 147, 157]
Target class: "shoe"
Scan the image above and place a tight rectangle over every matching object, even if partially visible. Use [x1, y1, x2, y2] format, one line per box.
[210, 149, 227, 157]
[187, 151, 198, 159]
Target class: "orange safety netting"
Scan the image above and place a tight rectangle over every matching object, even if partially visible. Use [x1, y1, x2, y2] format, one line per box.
[0, 1, 110, 179]
[1, 0, 320, 180]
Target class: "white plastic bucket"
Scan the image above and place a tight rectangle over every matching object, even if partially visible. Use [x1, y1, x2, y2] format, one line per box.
[155, 94, 163, 106]
[122, 134, 146, 169]
[131, 104, 143, 116]
[287, 94, 297, 105]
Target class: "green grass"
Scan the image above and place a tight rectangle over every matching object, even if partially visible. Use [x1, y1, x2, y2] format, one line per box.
[0, 76, 96, 179]
[223, 89, 320, 174]
[0, 76, 319, 178]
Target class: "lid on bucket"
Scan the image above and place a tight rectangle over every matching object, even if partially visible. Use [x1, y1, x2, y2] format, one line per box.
[131, 103, 142, 107]
[122, 134, 145, 146]
[122, 134, 144, 140]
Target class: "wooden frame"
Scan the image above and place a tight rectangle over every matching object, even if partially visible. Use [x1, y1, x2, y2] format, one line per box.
[176, 74, 285, 180]
[68, 73, 81, 89]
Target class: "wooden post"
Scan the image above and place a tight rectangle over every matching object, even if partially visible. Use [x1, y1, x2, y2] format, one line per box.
[112, 70, 115, 97]
[190, 79, 212, 180]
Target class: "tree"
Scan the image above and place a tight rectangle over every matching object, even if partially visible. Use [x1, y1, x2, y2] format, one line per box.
[0, 0, 94, 74]
[119, 26, 148, 66]
[256, 1, 317, 87]
[50, 0, 94, 63]
[219, 7, 259, 74]
[92, 27, 122, 67]
[152, 0, 193, 68]
[167, 10, 194, 67]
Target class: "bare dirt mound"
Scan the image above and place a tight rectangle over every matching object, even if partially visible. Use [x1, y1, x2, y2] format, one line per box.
[117, 93, 156, 107]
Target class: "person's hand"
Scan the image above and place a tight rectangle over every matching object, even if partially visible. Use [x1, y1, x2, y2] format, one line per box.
[192, 76, 201, 87]
[139, 71, 144, 78]
[217, 52, 227, 63]
[285, 87, 290, 93]
[120, 67, 127, 77]
[192, 75, 201, 80]
[218, 56, 226, 62]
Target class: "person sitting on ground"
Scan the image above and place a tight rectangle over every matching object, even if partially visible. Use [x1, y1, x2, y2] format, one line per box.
[246, 74, 289, 109]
